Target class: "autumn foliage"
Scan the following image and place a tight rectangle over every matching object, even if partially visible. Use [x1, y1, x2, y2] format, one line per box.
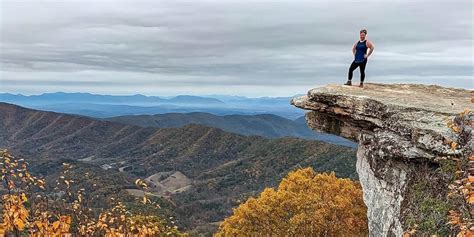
[216, 167, 368, 236]
[445, 108, 474, 235]
[0, 149, 185, 236]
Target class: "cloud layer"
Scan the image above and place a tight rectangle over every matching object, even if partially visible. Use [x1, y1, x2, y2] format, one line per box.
[1, 0, 472, 96]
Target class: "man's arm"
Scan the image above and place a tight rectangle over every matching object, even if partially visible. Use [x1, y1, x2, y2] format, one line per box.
[352, 42, 357, 56]
[366, 40, 375, 58]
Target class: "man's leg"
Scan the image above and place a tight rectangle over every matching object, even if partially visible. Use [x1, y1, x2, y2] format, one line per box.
[345, 61, 359, 85]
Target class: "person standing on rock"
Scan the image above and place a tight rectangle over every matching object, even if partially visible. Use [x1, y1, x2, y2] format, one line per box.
[344, 29, 375, 88]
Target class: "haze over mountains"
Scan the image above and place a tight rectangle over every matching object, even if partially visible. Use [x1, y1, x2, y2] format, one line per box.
[0, 92, 305, 119]
[106, 112, 354, 147]
[0, 92, 355, 147]
[0, 102, 357, 234]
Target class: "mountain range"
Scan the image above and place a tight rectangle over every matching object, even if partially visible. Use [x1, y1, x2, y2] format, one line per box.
[0, 92, 305, 119]
[0, 102, 357, 235]
[105, 112, 355, 147]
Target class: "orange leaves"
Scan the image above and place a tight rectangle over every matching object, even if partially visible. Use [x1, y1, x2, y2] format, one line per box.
[14, 218, 25, 231]
[445, 108, 474, 235]
[465, 176, 474, 204]
[1, 194, 29, 232]
[447, 118, 461, 134]
[0, 149, 45, 192]
[448, 163, 474, 231]
[53, 216, 71, 233]
[93, 201, 171, 236]
[450, 210, 474, 236]
[29, 214, 72, 236]
[0, 150, 180, 236]
[459, 231, 474, 237]
[134, 178, 148, 189]
[0, 150, 73, 236]
[459, 108, 472, 117]
[134, 179, 151, 204]
[52, 220, 61, 230]
[216, 168, 368, 236]
[20, 193, 27, 203]
[468, 195, 474, 205]
[142, 196, 149, 204]
[448, 210, 462, 226]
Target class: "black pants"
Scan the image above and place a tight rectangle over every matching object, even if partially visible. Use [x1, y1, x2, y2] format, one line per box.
[348, 59, 367, 82]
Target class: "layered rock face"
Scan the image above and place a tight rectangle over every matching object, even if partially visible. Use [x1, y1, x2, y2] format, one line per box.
[291, 83, 473, 236]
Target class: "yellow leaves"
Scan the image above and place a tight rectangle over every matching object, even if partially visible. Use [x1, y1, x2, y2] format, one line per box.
[35, 220, 43, 229]
[446, 108, 472, 135]
[462, 230, 474, 237]
[216, 168, 368, 236]
[14, 219, 25, 231]
[28, 215, 72, 236]
[135, 179, 149, 190]
[445, 108, 474, 235]
[52, 220, 60, 230]
[468, 195, 474, 204]
[459, 108, 472, 117]
[452, 220, 474, 237]
[93, 201, 169, 236]
[37, 179, 45, 189]
[2, 194, 29, 233]
[21, 193, 28, 202]
[403, 228, 417, 237]
[0, 223, 6, 235]
[451, 142, 458, 150]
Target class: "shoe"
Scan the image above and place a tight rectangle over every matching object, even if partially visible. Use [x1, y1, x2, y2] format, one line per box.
[359, 83, 364, 88]
[344, 80, 352, 86]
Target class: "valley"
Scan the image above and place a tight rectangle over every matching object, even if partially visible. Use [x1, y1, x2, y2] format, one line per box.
[0, 102, 357, 234]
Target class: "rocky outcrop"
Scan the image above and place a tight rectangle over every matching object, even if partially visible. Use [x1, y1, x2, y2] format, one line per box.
[291, 83, 473, 236]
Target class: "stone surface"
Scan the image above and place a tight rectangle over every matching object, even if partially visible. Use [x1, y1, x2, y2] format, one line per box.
[291, 83, 473, 236]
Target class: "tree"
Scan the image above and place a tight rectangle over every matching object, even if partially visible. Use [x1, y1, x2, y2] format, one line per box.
[0, 149, 186, 236]
[216, 167, 368, 236]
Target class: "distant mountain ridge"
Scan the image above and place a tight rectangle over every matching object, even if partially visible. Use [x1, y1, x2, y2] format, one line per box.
[0, 92, 224, 105]
[0, 92, 305, 119]
[105, 112, 355, 147]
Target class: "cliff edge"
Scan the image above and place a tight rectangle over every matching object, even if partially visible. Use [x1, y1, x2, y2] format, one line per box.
[291, 83, 473, 236]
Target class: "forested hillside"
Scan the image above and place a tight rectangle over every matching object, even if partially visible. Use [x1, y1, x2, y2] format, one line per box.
[0, 102, 357, 234]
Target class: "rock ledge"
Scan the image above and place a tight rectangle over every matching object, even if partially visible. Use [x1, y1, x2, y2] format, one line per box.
[291, 83, 472, 236]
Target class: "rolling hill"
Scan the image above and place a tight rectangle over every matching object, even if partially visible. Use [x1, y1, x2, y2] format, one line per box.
[105, 112, 355, 147]
[0, 102, 357, 234]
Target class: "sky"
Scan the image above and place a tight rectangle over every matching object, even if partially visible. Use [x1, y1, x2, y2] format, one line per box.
[0, 0, 472, 97]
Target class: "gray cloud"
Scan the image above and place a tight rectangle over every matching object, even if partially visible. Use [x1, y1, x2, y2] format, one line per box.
[0, 0, 472, 96]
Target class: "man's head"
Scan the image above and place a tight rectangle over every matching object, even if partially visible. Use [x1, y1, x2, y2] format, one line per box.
[360, 29, 367, 40]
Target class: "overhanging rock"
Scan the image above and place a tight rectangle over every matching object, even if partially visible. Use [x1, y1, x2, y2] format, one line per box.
[291, 83, 472, 236]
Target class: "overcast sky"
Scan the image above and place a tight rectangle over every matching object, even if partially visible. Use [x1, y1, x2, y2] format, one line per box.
[0, 0, 472, 97]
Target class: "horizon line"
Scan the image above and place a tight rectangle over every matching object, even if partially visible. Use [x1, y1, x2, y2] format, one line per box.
[0, 91, 304, 99]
